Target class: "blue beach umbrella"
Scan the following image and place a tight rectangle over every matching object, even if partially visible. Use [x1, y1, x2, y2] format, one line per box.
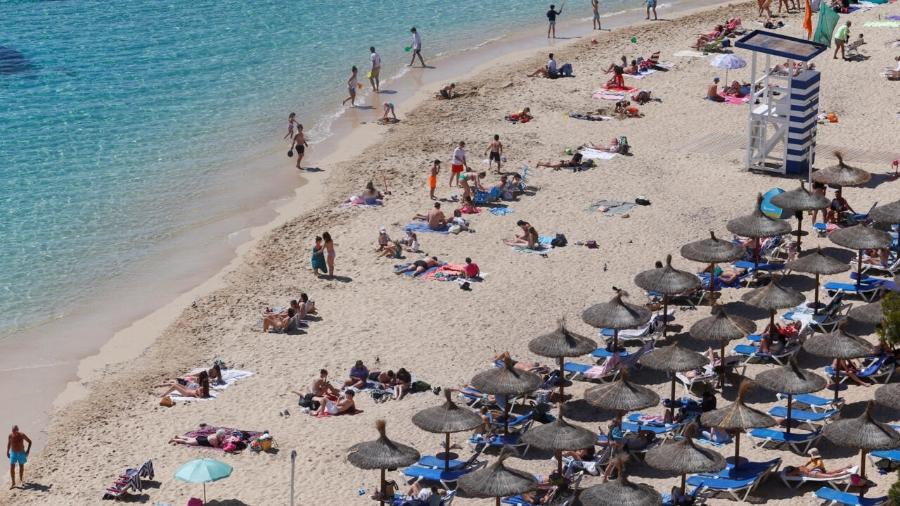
[174, 458, 233, 504]
[709, 53, 746, 83]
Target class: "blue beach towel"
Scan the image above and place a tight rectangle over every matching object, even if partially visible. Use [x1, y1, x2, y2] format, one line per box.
[489, 207, 514, 216]
[404, 222, 449, 234]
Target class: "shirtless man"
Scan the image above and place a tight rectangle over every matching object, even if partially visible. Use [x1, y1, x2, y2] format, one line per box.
[413, 202, 448, 230]
[485, 134, 503, 173]
[294, 369, 338, 404]
[7, 425, 31, 489]
[292, 124, 309, 170]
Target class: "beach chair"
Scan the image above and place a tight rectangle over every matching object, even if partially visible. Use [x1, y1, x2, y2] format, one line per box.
[647, 288, 705, 310]
[561, 447, 612, 478]
[101, 460, 154, 501]
[590, 347, 632, 362]
[687, 458, 781, 502]
[861, 256, 900, 277]
[623, 412, 693, 438]
[824, 280, 884, 302]
[767, 406, 838, 428]
[734, 259, 785, 283]
[778, 465, 858, 491]
[748, 428, 822, 454]
[492, 411, 533, 431]
[776, 392, 842, 413]
[869, 449, 900, 474]
[403, 452, 483, 489]
[824, 355, 896, 385]
[815, 487, 888, 506]
[661, 487, 703, 506]
[676, 368, 717, 396]
[468, 420, 533, 455]
[392, 490, 457, 506]
[599, 309, 674, 343]
[733, 341, 800, 367]
[562, 362, 599, 382]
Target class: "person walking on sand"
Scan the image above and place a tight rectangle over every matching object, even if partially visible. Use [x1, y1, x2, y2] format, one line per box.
[485, 134, 503, 173]
[409, 27, 426, 67]
[342, 66, 359, 107]
[292, 124, 308, 170]
[546, 4, 563, 38]
[833, 21, 850, 60]
[369, 47, 381, 92]
[322, 231, 336, 278]
[645, 0, 657, 20]
[428, 159, 440, 200]
[7, 425, 31, 489]
[284, 112, 298, 140]
[451, 141, 468, 187]
[592, 0, 602, 30]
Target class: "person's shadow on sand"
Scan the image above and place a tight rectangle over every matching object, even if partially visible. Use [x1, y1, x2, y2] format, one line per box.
[18, 482, 52, 493]
[318, 274, 352, 283]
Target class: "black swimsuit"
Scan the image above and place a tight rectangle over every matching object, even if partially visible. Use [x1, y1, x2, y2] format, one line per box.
[196, 435, 212, 447]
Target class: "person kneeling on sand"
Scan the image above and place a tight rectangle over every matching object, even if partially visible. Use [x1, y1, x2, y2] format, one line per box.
[170, 429, 226, 448]
[413, 202, 448, 230]
[437, 83, 457, 99]
[396, 256, 440, 276]
[315, 389, 356, 416]
[504, 220, 539, 249]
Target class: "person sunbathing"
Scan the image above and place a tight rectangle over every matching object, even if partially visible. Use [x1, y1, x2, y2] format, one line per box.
[785, 448, 855, 477]
[706, 77, 725, 102]
[399, 230, 420, 252]
[493, 352, 548, 373]
[297, 292, 316, 318]
[375, 370, 395, 389]
[759, 321, 801, 354]
[437, 83, 457, 99]
[702, 264, 745, 285]
[160, 370, 211, 400]
[163, 363, 224, 388]
[519, 470, 569, 504]
[722, 80, 746, 97]
[396, 256, 441, 276]
[343, 360, 370, 389]
[263, 307, 296, 332]
[392, 367, 412, 400]
[169, 428, 226, 448]
[831, 358, 870, 387]
[886, 56, 900, 80]
[314, 389, 356, 416]
[377, 241, 403, 259]
[603, 60, 626, 88]
[506, 107, 533, 122]
[294, 369, 339, 404]
[503, 220, 539, 249]
[624, 59, 640, 75]
[694, 25, 724, 48]
[861, 248, 890, 267]
[613, 100, 641, 118]
[413, 202, 448, 230]
[537, 152, 583, 170]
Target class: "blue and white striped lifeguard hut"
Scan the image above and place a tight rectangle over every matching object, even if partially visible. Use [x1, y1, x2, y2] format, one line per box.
[735, 31, 827, 178]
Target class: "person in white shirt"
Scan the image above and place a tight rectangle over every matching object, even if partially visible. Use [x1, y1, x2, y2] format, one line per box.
[409, 27, 426, 67]
[547, 54, 558, 76]
[369, 46, 381, 92]
[450, 141, 467, 187]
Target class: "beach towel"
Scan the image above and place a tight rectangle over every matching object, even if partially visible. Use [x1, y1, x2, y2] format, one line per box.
[395, 262, 444, 278]
[719, 93, 751, 105]
[181, 426, 264, 451]
[404, 222, 449, 234]
[864, 20, 900, 27]
[603, 84, 638, 93]
[813, 4, 840, 47]
[188, 368, 254, 390]
[589, 200, 635, 216]
[673, 50, 709, 58]
[422, 264, 466, 281]
[592, 90, 625, 101]
[489, 207, 514, 216]
[341, 195, 382, 208]
[569, 112, 611, 121]
[512, 235, 554, 254]
[626, 69, 657, 80]
[579, 148, 617, 161]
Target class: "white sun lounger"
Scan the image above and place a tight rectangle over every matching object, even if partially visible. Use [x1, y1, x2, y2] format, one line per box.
[778, 466, 858, 491]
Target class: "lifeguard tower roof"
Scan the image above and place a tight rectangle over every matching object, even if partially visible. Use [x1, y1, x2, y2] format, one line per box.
[735, 30, 827, 62]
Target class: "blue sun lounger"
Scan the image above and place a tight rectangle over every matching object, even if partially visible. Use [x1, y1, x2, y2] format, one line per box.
[391, 490, 456, 506]
[824, 280, 884, 302]
[777, 392, 842, 412]
[748, 428, 822, 454]
[869, 449, 900, 471]
[416, 456, 466, 470]
[402, 466, 473, 489]
[815, 487, 888, 506]
[563, 362, 593, 380]
[768, 406, 838, 426]
[825, 355, 896, 384]
[687, 458, 781, 502]
[590, 348, 632, 361]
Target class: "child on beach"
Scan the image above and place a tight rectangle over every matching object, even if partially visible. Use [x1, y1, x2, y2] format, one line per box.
[485, 134, 503, 173]
[464, 257, 480, 279]
[342, 66, 359, 107]
[428, 160, 440, 200]
[381, 102, 397, 122]
[438, 83, 457, 99]
[284, 112, 297, 140]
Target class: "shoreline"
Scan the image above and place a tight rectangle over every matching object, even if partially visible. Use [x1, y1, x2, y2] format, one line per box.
[0, 0, 735, 452]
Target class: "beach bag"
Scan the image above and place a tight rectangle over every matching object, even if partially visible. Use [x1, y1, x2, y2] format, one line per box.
[159, 396, 174, 407]
[560, 63, 573, 77]
[411, 380, 431, 393]
[299, 393, 319, 411]
[550, 234, 567, 247]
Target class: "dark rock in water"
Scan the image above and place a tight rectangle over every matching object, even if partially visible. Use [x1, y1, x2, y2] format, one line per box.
[0, 45, 35, 75]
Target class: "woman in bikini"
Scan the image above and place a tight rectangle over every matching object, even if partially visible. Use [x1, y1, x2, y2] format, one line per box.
[342, 66, 359, 107]
[503, 220, 539, 249]
[170, 428, 227, 448]
[160, 371, 210, 400]
[322, 231, 336, 278]
[284, 112, 297, 140]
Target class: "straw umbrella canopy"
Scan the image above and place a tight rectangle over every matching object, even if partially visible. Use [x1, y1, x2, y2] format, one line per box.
[822, 402, 900, 478]
[754, 359, 827, 434]
[633, 255, 702, 337]
[529, 320, 597, 416]
[457, 449, 537, 506]
[471, 357, 542, 434]
[680, 231, 745, 296]
[829, 226, 892, 289]
[700, 382, 776, 466]
[726, 194, 792, 279]
[741, 276, 805, 338]
[412, 389, 482, 471]
[582, 290, 651, 351]
[848, 300, 883, 325]
[875, 383, 900, 409]
[803, 324, 875, 401]
[871, 199, 900, 258]
[573, 460, 662, 506]
[786, 247, 850, 314]
[689, 306, 757, 387]
[646, 424, 726, 494]
[585, 374, 660, 430]
[640, 343, 709, 420]
[522, 408, 597, 476]
[771, 181, 830, 253]
[348, 420, 421, 506]
[811, 152, 872, 187]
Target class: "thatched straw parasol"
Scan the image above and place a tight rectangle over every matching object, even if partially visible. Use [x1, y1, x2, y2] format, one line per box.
[634, 255, 701, 337]
[582, 289, 651, 351]
[471, 357, 542, 434]
[771, 181, 830, 253]
[412, 390, 482, 470]
[875, 383, 900, 409]
[640, 343, 709, 420]
[348, 420, 421, 506]
[646, 423, 726, 494]
[573, 458, 662, 506]
[754, 359, 827, 434]
[871, 200, 900, 225]
[726, 194, 792, 279]
[811, 152, 872, 187]
[802, 324, 875, 401]
[689, 307, 757, 388]
[680, 231, 745, 296]
[585, 374, 660, 430]
[700, 382, 776, 465]
[822, 402, 900, 478]
[829, 226, 892, 289]
[848, 300, 883, 325]
[529, 320, 597, 416]
[457, 448, 537, 506]
[522, 408, 597, 476]
[786, 247, 850, 314]
[741, 276, 805, 340]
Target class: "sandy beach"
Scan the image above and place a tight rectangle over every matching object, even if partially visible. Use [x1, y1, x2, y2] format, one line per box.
[4, 0, 899, 504]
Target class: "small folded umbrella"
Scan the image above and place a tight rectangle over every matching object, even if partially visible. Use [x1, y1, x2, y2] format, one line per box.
[828, 225, 892, 289]
[522, 407, 596, 475]
[640, 343, 709, 420]
[470, 357, 542, 434]
[822, 402, 900, 478]
[174, 458, 233, 504]
[573, 457, 662, 506]
[726, 194, 792, 280]
[458, 448, 537, 506]
[786, 247, 849, 314]
[582, 289, 651, 351]
[802, 324, 875, 401]
[689, 306, 757, 388]
[633, 255, 701, 337]
[754, 359, 827, 434]
[412, 390, 482, 471]
[811, 152, 871, 188]
[585, 373, 660, 430]
[348, 420, 421, 506]
[771, 181, 830, 253]
[700, 382, 776, 467]
[680, 231, 745, 296]
[646, 423, 726, 494]
[529, 320, 597, 416]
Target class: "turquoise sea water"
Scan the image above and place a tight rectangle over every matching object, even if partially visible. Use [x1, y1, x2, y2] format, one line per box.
[0, 0, 641, 338]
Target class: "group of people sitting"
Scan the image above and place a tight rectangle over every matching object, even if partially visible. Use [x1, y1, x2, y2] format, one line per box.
[295, 360, 418, 417]
[412, 202, 473, 233]
[376, 227, 420, 259]
[692, 18, 742, 50]
[705, 77, 750, 102]
[261, 294, 317, 332]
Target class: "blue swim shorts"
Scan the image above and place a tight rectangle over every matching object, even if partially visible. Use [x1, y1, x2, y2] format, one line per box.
[9, 451, 27, 465]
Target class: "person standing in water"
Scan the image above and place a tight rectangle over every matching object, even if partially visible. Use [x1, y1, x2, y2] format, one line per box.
[7, 425, 31, 489]
[484, 134, 503, 173]
[292, 124, 308, 170]
[546, 4, 563, 38]
[409, 27, 426, 67]
[284, 112, 298, 140]
[646, 0, 657, 20]
[592, 0, 601, 30]
[369, 47, 381, 92]
[322, 231, 336, 278]
[342, 66, 359, 107]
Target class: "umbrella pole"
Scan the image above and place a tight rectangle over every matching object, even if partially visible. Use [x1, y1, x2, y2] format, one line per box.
[445, 433, 451, 471]
[796, 215, 804, 253]
[708, 263, 716, 301]
[662, 295, 669, 338]
[558, 357, 565, 418]
[496, 497, 501, 506]
[380, 468, 386, 506]
[856, 250, 862, 290]
[613, 330, 619, 354]
[557, 449, 563, 476]
[832, 368, 840, 403]
[681, 472, 687, 495]
[786, 394, 792, 435]
[754, 237, 761, 282]
[734, 432, 741, 467]
[860, 449, 867, 480]
[718, 343, 726, 389]
[504, 395, 510, 435]
[669, 376, 677, 422]
[204, 482, 207, 504]
[813, 273, 820, 315]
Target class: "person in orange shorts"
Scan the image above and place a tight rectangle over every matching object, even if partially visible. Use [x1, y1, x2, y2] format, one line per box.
[428, 159, 440, 200]
[451, 141, 467, 187]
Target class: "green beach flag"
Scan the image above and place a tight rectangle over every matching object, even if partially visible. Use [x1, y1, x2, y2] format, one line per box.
[813, 4, 840, 47]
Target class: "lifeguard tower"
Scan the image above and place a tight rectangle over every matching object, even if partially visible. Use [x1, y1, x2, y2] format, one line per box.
[735, 31, 827, 177]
